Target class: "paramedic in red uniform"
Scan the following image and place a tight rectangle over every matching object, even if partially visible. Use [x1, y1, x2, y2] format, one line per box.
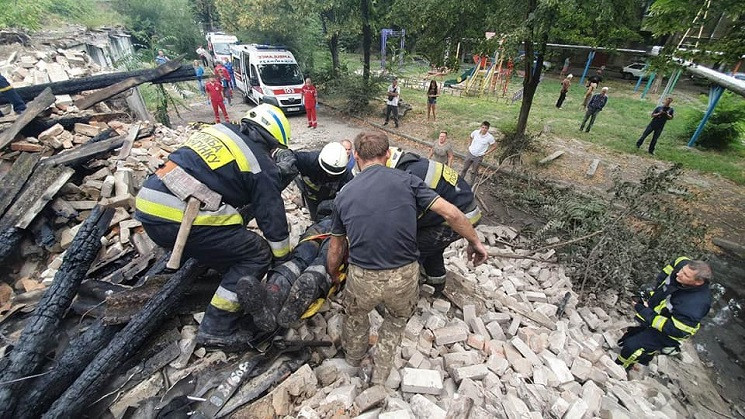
[205, 74, 230, 124]
[302, 77, 318, 128]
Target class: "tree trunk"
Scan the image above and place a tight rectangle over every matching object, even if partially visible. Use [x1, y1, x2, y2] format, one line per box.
[361, 0, 372, 82]
[329, 32, 340, 78]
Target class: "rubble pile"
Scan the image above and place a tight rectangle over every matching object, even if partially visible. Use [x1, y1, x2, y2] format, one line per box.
[258, 231, 700, 419]
[0, 121, 187, 316]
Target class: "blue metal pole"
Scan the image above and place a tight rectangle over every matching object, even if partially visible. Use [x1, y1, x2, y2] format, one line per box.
[399, 29, 405, 66]
[381, 29, 387, 69]
[633, 64, 649, 92]
[688, 86, 724, 147]
[579, 51, 594, 85]
[640, 72, 656, 99]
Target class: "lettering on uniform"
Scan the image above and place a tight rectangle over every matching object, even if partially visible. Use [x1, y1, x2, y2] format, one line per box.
[442, 164, 458, 186]
[184, 131, 235, 170]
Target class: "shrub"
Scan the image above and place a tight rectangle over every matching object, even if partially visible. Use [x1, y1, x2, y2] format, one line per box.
[319, 73, 384, 115]
[491, 163, 707, 296]
[685, 91, 745, 150]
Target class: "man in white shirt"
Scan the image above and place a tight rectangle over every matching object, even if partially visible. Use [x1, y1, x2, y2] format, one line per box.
[383, 78, 400, 128]
[459, 121, 497, 184]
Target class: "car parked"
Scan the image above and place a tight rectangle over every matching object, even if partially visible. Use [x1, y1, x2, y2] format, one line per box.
[621, 62, 648, 79]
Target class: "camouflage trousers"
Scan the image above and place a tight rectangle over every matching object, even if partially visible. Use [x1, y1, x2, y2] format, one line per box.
[342, 261, 419, 384]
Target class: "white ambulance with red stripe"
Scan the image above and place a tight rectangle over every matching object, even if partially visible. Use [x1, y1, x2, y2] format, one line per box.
[230, 44, 305, 114]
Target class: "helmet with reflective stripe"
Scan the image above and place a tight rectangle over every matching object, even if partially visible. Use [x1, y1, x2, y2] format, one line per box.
[386, 146, 404, 168]
[318, 142, 349, 175]
[242, 104, 290, 148]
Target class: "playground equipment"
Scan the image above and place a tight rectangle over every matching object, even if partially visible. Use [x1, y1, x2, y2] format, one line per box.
[380, 29, 405, 69]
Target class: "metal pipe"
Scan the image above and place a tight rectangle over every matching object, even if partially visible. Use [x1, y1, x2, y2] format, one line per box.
[580, 51, 595, 86]
[688, 85, 724, 147]
[676, 59, 745, 97]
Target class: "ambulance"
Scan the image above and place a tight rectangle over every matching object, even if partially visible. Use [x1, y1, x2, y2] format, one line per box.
[206, 32, 239, 65]
[230, 44, 305, 114]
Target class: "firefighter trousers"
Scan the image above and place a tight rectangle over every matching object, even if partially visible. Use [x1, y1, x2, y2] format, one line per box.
[142, 222, 272, 335]
[616, 326, 678, 369]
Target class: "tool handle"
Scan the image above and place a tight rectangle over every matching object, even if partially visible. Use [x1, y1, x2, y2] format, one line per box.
[167, 197, 200, 270]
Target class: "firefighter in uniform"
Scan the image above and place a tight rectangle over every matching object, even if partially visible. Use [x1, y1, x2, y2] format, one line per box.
[616, 257, 712, 370]
[387, 147, 481, 294]
[134, 104, 292, 350]
[275, 142, 352, 221]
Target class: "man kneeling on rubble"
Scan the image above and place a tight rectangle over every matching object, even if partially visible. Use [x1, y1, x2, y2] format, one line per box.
[135, 104, 293, 351]
[274, 142, 353, 221]
[616, 257, 712, 370]
[387, 147, 481, 295]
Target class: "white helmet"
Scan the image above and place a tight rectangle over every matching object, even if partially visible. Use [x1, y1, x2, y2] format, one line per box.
[318, 142, 349, 175]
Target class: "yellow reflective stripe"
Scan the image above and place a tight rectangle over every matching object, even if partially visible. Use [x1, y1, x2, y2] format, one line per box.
[202, 124, 262, 173]
[303, 176, 321, 191]
[268, 238, 291, 258]
[210, 286, 241, 312]
[674, 256, 691, 266]
[136, 188, 243, 226]
[671, 317, 699, 335]
[653, 298, 667, 314]
[465, 206, 482, 225]
[424, 160, 443, 189]
[662, 264, 674, 275]
[620, 348, 644, 369]
[635, 312, 645, 322]
[651, 315, 668, 332]
[0, 85, 12, 92]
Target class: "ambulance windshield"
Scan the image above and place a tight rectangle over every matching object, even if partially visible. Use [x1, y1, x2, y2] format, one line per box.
[258, 63, 303, 86]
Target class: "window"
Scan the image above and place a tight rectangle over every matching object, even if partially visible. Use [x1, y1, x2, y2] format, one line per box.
[257, 64, 303, 86]
[213, 43, 231, 55]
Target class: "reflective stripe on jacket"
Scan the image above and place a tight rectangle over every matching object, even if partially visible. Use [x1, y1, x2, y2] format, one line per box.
[634, 257, 711, 342]
[135, 123, 290, 258]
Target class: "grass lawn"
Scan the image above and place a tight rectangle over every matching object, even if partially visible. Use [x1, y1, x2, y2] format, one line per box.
[394, 76, 745, 184]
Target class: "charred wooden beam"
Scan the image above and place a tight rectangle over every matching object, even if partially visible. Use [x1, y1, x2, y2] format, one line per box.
[0, 226, 23, 265]
[76, 59, 184, 110]
[42, 259, 206, 418]
[0, 164, 74, 230]
[0, 206, 114, 417]
[39, 134, 124, 167]
[14, 320, 124, 419]
[0, 88, 55, 151]
[0, 65, 196, 105]
[0, 152, 40, 219]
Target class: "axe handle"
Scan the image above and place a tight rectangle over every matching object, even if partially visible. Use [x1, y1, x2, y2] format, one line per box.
[167, 197, 201, 270]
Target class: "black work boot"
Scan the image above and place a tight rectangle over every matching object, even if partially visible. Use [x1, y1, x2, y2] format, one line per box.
[236, 275, 277, 332]
[196, 305, 255, 351]
[276, 267, 325, 328]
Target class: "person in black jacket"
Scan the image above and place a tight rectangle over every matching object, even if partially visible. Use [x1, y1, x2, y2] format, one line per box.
[135, 104, 292, 350]
[388, 147, 481, 295]
[275, 142, 353, 221]
[616, 257, 712, 370]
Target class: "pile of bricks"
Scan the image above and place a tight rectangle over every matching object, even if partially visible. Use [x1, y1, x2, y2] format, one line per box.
[263, 231, 696, 419]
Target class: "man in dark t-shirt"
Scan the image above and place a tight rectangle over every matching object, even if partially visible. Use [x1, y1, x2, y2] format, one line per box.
[327, 131, 488, 384]
[636, 97, 675, 155]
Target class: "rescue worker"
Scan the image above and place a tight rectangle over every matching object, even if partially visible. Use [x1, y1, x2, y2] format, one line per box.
[0, 75, 26, 116]
[134, 104, 292, 350]
[327, 131, 488, 384]
[275, 142, 352, 221]
[387, 147, 481, 295]
[616, 257, 712, 370]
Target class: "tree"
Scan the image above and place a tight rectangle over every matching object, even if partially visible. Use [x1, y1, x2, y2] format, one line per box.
[114, 0, 203, 56]
[190, 0, 219, 33]
[318, 0, 357, 77]
[360, 0, 372, 81]
[645, 0, 745, 68]
[488, 0, 642, 143]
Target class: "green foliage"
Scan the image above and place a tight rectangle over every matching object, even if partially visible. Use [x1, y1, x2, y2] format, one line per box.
[0, 0, 121, 30]
[320, 73, 384, 115]
[495, 164, 706, 296]
[685, 92, 745, 150]
[113, 0, 202, 57]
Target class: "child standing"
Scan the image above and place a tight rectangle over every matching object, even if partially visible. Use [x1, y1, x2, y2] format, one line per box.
[302, 77, 318, 128]
[205, 74, 230, 123]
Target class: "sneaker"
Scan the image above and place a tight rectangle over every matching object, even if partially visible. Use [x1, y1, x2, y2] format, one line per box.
[307, 124, 312, 128]
[383, 121, 388, 126]
[648, 151, 655, 156]
[394, 123, 399, 128]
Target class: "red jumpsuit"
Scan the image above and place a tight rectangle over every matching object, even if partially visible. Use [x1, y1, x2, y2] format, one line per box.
[205, 79, 229, 123]
[302, 83, 317, 128]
